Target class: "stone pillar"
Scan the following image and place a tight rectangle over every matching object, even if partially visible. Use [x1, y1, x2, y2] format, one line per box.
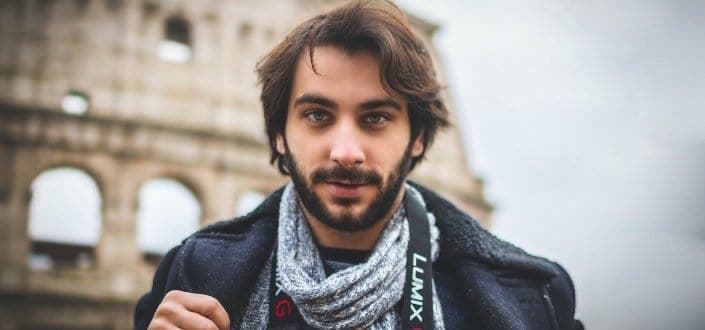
[0, 143, 15, 264]
[95, 158, 142, 299]
[0, 145, 28, 290]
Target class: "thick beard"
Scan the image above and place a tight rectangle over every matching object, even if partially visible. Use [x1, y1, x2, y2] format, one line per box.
[283, 144, 413, 232]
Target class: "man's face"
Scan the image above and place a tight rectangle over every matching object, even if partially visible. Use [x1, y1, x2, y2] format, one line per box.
[276, 45, 424, 232]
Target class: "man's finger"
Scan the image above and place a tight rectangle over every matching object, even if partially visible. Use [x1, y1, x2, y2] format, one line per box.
[179, 292, 230, 330]
[171, 309, 221, 330]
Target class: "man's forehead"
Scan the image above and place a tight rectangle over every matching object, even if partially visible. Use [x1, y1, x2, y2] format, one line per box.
[291, 45, 406, 106]
[294, 45, 380, 79]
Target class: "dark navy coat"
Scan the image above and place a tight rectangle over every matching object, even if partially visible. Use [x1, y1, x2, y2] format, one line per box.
[135, 183, 583, 329]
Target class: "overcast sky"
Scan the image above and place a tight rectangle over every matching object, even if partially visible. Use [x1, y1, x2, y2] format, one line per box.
[397, 0, 705, 328]
[25, 1, 704, 328]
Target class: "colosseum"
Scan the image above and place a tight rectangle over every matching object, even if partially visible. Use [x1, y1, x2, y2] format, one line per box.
[0, 0, 491, 328]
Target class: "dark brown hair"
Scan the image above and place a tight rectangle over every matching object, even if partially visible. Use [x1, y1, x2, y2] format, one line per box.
[256, 0, 450, 175]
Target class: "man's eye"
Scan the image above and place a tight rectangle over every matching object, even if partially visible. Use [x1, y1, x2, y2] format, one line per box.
[366, 113, 388, 124]
[306, 111, 328, 122]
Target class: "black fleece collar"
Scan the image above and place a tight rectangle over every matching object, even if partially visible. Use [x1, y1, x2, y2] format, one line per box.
[198, 181, 561, 281]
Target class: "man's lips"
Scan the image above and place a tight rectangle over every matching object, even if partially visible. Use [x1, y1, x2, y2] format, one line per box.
[326, 179, 365, 185]
[325, 180, 370, 198]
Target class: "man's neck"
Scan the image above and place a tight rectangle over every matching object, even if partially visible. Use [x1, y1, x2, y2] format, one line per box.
[302, 188, 405, 251]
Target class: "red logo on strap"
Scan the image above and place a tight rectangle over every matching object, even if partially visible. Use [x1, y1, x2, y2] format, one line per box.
[274, 298, 292, 318]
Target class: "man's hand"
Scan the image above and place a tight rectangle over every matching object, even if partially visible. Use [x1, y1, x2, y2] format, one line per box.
[148, 290, 230, 330]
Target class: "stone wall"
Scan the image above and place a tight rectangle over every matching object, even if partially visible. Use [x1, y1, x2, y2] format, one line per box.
[0, 0, 491, 328]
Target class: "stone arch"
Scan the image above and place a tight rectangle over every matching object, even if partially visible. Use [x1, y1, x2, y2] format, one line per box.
[24, 160, 109, 207]
[144, 169, 207, 214]
[125, 164, 209, 220]
[235, 189, 267, 216]
[25, 166, 103, 270]
[135, 176, 201, 263]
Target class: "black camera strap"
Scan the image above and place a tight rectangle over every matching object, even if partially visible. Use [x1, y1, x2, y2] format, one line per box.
[268, 193, 434, 329]
[401, 193, 434, 330]
[268, 253, 302, 329]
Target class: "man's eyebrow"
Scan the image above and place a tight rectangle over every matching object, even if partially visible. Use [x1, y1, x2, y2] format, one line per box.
[293, 94, 338, 109]
[359, 98, 402, 112]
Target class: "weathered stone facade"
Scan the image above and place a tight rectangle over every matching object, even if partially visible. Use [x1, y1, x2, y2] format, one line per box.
[0, 0, 491, 328]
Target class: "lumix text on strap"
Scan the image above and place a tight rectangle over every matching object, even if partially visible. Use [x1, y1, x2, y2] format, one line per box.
[401, 193, 434, 330]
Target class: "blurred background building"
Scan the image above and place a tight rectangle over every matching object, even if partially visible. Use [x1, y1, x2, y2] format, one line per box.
[0, 0, 490, 328]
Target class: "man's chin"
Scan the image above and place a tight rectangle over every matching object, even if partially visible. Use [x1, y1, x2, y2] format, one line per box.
[319, 215, 373, 232]
[311, 201, 376, 232]
[330, 194, 371, 208]
[322, 204, 364, 221]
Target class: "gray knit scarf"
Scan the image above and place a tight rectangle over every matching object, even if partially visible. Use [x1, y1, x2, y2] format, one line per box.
[241, 182, 445, 329]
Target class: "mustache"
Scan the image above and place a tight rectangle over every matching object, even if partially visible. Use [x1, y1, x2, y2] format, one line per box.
[311, 165, 383, 186]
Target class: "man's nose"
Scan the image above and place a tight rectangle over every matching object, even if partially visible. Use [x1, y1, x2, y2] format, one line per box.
[329, 122, 365, 167]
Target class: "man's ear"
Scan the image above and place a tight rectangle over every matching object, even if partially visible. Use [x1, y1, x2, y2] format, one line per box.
[275, 134, 286, 155]
[411, 131, 425, 157]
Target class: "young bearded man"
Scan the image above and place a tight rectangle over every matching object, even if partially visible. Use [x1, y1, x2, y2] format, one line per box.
[136, 1, 582, 329]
